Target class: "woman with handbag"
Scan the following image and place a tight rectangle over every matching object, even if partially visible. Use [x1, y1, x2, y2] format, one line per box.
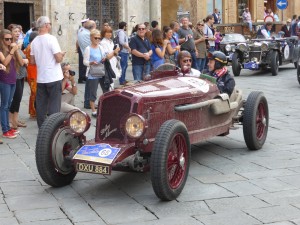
[83, 29, 112, 117]
[100, 26, 120, 89]
[163, 26, 180, 65]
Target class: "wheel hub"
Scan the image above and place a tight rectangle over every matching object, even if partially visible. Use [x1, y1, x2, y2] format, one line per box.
[179, 153, 185, 169]
[262, 117, 267, 126]
[52, 128, 79, 174]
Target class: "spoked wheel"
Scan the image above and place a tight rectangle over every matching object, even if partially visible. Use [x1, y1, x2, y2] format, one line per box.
[232, 52, 242, 76]
[36, 113, 80, 187]
[270, 51, 279, 76]
[151, 120, 190, 201]
[243, 92, 269, 150]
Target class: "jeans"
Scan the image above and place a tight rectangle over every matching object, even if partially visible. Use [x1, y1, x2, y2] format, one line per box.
[36, 80, 62, 128]
[119, 52, 129, 84]
[132, 63, 151, 81]
[196, 58, 206, 72]
[0, 82, 16, 133]
[247, 21, 253, 32]
[190, 51, 198, 70]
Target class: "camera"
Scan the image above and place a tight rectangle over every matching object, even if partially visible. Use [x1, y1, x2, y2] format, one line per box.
[113, 44, 119, 50]
[69, 70, 75, 76]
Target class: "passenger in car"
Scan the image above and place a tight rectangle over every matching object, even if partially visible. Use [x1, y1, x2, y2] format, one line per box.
[177, 50, 201, 77]
[207, 51, 235, 96]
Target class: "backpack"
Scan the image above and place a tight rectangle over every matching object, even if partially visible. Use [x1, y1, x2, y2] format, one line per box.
[113, 32, 123, 51]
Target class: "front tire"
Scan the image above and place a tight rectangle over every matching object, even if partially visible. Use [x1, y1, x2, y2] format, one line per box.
[243, 92, 269, 150]
[232, 52, 241, 76]
[151, 120, 190, 201]
[36, 113, 79, 187]
[270, 51, 279, 76]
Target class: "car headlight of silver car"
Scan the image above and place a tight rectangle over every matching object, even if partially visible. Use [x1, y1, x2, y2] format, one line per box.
[261, 42, 269, 51]
[237, 43, 248, 52]
[68, 111, 91, 134]
[124, 114, 147, 139]
[225, 44, 231, 52]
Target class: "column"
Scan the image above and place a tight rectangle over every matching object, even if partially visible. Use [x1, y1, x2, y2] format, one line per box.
[150, 0, 161, 27]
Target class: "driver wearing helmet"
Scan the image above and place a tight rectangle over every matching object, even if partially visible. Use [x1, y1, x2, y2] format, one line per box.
[207, 51, 235, 96]
[177, 50, 201, 77]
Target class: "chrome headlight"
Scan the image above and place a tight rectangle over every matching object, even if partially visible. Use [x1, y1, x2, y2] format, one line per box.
[237, 43, 247, 52]
[125, 114, 146, 139]
[261, 42, 269, 51]
[69, 111, 90, 134]
[225, 44, 231, 52]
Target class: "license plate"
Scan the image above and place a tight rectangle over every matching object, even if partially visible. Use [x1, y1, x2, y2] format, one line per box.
[76, 162, 110, 175]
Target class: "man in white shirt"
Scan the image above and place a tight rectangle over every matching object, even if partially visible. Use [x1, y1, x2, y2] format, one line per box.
[30, 16, 66, 128]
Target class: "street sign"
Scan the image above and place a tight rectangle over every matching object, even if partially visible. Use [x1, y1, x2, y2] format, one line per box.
[276, 0, 288, 10]
[264, 15, 274, 23]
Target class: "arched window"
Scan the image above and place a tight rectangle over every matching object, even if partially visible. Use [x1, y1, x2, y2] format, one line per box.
[86, 0, 119, 30]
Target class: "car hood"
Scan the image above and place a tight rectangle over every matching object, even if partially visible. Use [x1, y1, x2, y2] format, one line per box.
[119, 76, 217, 98]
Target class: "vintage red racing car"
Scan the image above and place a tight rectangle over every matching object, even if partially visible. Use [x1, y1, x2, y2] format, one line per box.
[36, 66, 269, 201]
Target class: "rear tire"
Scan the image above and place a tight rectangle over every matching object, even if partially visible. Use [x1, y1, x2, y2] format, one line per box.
[270, 51, 279, 76]
[36, 113, 79, 187]
[232, 52, 241, 76]
[151, 120, 190, 201]
[243, 92, 269, 150]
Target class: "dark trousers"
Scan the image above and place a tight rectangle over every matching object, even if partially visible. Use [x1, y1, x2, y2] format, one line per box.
[36, 80, 62, 128]
[10, 77, 25, 113]
[78, 50, 86, 82]
[84, 80, 90, 108]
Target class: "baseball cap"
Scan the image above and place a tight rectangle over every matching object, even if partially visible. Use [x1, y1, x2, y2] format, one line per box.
[81, 18, 90, 24]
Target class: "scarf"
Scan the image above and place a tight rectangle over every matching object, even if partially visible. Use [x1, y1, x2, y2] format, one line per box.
[214, 67, 228, 78]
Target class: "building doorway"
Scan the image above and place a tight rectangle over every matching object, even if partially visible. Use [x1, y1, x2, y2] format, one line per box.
[4, 2, 33, 32]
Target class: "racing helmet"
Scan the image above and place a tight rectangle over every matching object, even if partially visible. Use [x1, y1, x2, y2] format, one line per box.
[208, 51, 227, 70]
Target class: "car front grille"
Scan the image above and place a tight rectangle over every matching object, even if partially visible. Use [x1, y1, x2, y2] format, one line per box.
[97, 95, 131, 141]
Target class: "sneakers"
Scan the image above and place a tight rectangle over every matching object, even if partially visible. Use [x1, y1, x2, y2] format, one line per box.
[10, 128, 20, 134]
[2, 130, 17, 139]
[91, 112, 97, 118]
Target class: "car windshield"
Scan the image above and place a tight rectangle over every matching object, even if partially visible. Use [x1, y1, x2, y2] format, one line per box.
[222, 34, 246, 42]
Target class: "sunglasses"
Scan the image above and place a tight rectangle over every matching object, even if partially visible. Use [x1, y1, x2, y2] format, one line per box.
[183, 59, 192, 63]
[198, 24, 204, 26]
[94, 37, 101, 40]
[4, 38, 13, 41]
[138, 28, 145, 31]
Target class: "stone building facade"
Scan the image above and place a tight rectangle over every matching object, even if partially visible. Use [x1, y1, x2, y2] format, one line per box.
[0, 0, 299, 64]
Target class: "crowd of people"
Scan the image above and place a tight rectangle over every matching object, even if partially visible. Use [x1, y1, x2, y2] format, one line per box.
[0, 16, 76, 143]
[1, 7, 299, 146]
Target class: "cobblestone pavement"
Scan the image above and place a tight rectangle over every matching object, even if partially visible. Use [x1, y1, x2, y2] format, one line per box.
[1, 64, 300, 225]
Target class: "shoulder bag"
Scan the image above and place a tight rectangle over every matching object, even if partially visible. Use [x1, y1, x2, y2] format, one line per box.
[89, 47, 105, 77]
